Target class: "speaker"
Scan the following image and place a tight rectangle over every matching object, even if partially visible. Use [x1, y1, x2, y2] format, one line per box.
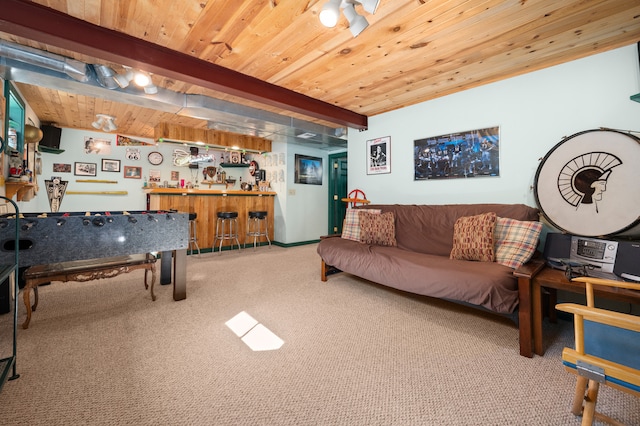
[613, 241, 640, 280]
[0, 278, 9, 315]
[39, 124, 62, 149]
[542, 232, 572, 260]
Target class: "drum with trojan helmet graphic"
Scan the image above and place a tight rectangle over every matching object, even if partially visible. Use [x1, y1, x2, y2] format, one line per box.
[534, 129, 640, 237]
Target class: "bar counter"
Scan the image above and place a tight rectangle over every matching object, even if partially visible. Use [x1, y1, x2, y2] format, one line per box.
[145, 188, 276, 251]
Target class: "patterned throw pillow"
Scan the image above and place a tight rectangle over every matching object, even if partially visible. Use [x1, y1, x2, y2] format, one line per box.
[359, 211, 397, 246]
[494, 217, 543, 269]
[450, 212, 497, 262]
[341, 208, 382, 241]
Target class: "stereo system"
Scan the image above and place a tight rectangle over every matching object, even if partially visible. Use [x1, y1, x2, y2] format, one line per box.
[543, 233, 640, 281]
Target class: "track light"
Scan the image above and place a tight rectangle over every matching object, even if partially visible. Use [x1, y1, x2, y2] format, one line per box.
[95, 65, 156, 93]
[342, 4, 369, 37]
[91, 114, 118, 132]
[143, 83, 158, 95]
[318, 0, 380, 37]
[91, 117, 104, 130]
[360, 0, 380, 14]
[319, 0, 341, 27]
[133, 70, 151, 87]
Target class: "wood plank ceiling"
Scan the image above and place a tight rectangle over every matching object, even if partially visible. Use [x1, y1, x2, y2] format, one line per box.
[1, 0, 639, 141]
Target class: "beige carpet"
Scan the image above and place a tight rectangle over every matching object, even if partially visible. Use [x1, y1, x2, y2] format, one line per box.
[0, 244, 638, 425]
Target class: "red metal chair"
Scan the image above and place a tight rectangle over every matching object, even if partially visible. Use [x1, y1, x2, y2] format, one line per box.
[341, 189, 370, 208]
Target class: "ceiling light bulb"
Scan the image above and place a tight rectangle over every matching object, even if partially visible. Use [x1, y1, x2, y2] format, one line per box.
[134, 71, 151, 87]
[319, 0, 341, 27]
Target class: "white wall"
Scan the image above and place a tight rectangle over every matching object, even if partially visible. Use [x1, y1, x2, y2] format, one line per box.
[348, 44, 640, 207]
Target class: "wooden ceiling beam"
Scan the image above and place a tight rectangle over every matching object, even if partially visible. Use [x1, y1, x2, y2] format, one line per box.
[0, 0, 368, 130]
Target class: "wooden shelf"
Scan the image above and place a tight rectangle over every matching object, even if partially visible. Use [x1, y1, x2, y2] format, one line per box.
[219, 163, 249, 168]
[5, 182, 35, 201]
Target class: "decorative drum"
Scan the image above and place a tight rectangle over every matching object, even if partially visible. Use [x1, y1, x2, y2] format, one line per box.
[534, 129, 640, 237]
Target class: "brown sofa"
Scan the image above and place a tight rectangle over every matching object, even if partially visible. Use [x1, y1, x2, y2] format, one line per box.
[317, 203, 543, 357]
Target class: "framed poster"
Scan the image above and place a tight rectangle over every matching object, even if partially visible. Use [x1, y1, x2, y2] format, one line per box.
[414, 126, 500, 180]
[74, 162, 97, 176]
[124, 166, 142, 179]
[367, 136, 391, 175]
[53, 163, 72, 173]
[84, 137, 111, 154]
[294, 154, 322, 185]
[101, 159, 121, 172]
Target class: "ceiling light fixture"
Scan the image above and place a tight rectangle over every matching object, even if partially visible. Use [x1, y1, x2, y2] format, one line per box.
[319, 0, 341, 27]
[319, 0, 380, 37]
[96, 65, 157, 94]
[91, 114, 118, 132]
[132, 69, 158, 94]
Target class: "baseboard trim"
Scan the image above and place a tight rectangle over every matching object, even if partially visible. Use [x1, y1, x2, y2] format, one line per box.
[187, 239, 320, 254]
[272, 239, 320, 248]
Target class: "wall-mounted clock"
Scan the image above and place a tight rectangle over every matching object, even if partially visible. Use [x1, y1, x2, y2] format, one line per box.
[148, 151, 164, 165]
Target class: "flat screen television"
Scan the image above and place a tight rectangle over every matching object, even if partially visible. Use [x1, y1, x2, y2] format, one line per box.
[39, 124, 62, 149]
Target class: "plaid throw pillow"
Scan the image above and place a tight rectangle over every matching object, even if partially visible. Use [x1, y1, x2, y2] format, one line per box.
[494, 217, 542, 269]
[341, 208, 381, 241]
[359, 211, 397, 246]
[450, 212, 496, 262]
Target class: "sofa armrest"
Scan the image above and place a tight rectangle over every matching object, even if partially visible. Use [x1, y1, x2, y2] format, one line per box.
[320, 233, 341, 240]
[513, 257, 546, 279]
[514, 257, 546, 358]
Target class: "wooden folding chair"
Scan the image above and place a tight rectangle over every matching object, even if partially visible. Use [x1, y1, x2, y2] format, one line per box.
[556, 276, 640, 426]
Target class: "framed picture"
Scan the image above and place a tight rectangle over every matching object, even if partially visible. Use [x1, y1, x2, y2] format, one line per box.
[101, 158, 121, 172]
[414, 126, 500, 180]
[124, 165, 142, 179]
[149, 170, 161, 183]
[74, 162, 97, 176]
[84, 137, 111, 154]
[367, 136, 391, 175]
[53, 163, 72, 173]
[294, 154, 322, 185]
[229, 151, 242, 164]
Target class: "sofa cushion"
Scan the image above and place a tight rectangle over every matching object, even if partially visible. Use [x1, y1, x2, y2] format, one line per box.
[450, 212, 496, 262]
[359, 211, 397, 246]
[360, 204, 539, 256]
[341, 208, 381, 241]
[494, 217, 543, 269]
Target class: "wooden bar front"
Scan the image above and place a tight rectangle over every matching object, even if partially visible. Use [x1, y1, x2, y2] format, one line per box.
[146, 188, 276, 250]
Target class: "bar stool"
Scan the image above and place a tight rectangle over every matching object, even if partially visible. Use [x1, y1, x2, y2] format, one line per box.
[213, 211, 241, 254]
[188, 213, 200, 255]
[244, 211, 271, 250]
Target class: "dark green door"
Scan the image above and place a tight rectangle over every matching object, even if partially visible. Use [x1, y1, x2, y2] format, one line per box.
[328, 153, 348, 234]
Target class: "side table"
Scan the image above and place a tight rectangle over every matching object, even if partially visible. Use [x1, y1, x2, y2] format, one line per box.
[532, 267, 640, 356]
